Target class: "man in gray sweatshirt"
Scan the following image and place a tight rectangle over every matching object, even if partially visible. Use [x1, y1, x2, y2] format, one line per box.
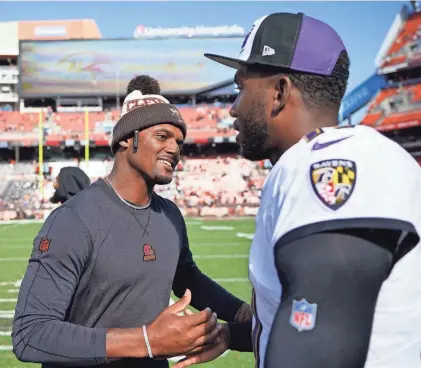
[12, 75, 252, 368]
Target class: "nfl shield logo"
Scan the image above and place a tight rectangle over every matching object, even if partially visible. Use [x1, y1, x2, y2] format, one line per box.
[289, 299, 317, 332]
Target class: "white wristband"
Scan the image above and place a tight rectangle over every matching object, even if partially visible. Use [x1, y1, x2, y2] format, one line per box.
[142, 325, 153, 359]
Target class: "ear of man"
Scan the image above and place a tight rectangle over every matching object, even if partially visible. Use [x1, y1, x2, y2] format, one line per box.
[271, 74, 293, 116]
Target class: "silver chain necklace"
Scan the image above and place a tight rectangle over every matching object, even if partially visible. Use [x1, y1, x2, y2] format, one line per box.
[104, 177, 151, 210]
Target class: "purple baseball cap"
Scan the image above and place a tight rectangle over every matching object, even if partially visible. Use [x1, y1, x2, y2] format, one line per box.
[205, 12, 348, 78]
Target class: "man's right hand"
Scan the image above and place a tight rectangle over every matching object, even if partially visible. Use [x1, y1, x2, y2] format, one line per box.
[172, 323, 230, 368]
[146, 289, 222, 357]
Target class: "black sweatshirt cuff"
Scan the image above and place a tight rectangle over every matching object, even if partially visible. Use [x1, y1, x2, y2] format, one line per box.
[227, 320, 253, 352]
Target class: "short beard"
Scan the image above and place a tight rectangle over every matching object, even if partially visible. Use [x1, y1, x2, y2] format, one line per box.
[154, 174, 173, 185]
[240, 102, 271, 161]
[126, 154, 173, 186]
[137, 168, 173, 186]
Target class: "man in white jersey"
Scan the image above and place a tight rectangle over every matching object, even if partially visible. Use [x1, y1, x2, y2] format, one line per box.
[173, 12, 421, 368]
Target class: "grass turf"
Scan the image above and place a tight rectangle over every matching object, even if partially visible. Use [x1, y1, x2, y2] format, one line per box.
[0, 219, 255, 368]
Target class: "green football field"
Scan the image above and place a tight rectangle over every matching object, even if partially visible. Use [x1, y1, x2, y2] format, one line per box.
[0, 219, 256, 368]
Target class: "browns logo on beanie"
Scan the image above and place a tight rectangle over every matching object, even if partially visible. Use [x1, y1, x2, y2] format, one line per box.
[111, 75, 187, 155]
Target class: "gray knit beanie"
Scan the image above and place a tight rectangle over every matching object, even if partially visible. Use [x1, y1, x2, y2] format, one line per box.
[111, 90, 187, 154]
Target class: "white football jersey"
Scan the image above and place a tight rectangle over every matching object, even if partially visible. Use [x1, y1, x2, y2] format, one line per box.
[248, 125, 421, 368]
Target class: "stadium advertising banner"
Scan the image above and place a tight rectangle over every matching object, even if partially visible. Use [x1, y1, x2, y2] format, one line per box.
[19, 37, 242, 98]
[339, 74, 386, 121]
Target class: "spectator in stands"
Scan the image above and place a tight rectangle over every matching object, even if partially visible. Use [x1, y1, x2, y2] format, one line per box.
[12, 75, 251, 368]
[50, 166, 91, 205]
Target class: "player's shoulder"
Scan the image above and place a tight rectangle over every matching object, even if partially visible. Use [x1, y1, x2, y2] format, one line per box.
[293, 124, 419, 176]
[62, 179, 105, 211]
[56, 179, 118, 236]
[153, 192, 178, 211]
[266, 124, 420, 204]
[153, 193, 185, 221]
[42, 203, 80, 226]
[38, 203, 88, 245]
[303, 125, 414, 165]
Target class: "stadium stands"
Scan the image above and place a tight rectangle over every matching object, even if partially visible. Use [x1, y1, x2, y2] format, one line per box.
[362, 82, 421, 128]
[359, 4, 421, 134]
[0, 104, 235, 140]
[379, 11, 421, 69]
[2, 4, 421, 221]
[0, 155, 267, 220]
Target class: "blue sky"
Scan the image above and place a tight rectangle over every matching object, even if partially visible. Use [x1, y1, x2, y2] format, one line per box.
[0, 1, 407, 94]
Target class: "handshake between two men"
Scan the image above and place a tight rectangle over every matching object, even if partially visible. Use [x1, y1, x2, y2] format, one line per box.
[134, 289, 253, 367]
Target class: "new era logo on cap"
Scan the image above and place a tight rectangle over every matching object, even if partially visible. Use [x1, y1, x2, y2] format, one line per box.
[238, 15, 268, 60]
[262, 45, 275, 56]
[205, 12, 348, 78]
